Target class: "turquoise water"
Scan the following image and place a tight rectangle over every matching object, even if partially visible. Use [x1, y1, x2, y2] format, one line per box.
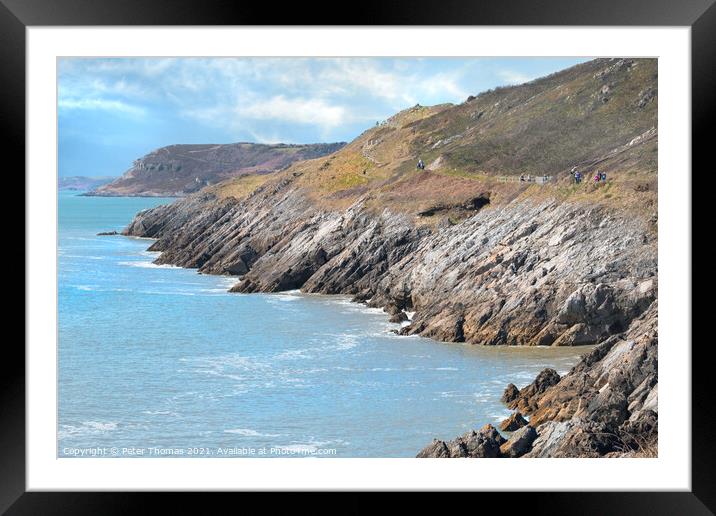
[58, 190, 586, 458]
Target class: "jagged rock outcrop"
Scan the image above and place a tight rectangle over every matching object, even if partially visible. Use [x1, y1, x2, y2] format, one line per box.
[125, 187, 657, 348]
[500, 425, 538, 458]
[499, 412, 528, 432]
[418, 301, 658, 458]
[505, 369, 561, 413]
[417, 424, 506, 458]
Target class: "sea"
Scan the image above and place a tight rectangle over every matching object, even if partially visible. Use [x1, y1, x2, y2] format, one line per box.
[58, 189, 587, 458]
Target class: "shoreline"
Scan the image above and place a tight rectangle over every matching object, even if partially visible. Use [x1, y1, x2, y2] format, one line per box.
[129, 233, 597, 357]
[117, 187, 657, 458]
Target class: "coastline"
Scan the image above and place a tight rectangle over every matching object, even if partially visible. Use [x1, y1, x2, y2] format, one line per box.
[118, 195, 656, 457]
[61, 194, 593, 457]
[72, 56, 659, 458]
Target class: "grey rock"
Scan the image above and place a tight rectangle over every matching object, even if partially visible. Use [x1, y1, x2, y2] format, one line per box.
[500, 425, 537, 457]
[416, 424, 506, 458]
[501, 384, 520, 405]
[499, 412, 528, 432]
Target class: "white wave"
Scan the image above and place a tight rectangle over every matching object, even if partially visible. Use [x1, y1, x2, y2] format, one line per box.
[141, 410, 177, 416]
[63, 255, 105, 260]
[434, 367, 459, 371]
[217, 277, 239, 288]
[59, 420, 118, 439]
[491, 412, 511, 422]
[196, 369, 245, 381]
[271, 295, 300, 302]
[326, 333, 359, 351]
[74, 284, 99, 291]
[118, 260, 182, 269]
[274, 348, 312, 360]
[271, 439, 339, 455]
[224, 428, 282, 437]
[439, 391, 473, 398]
[183, 354, 271, 380]
[472, 392, 492, 402]
[141, 290, 198, 296]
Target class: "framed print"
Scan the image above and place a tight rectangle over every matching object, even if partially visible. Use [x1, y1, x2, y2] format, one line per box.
[6, 0, 712, 512]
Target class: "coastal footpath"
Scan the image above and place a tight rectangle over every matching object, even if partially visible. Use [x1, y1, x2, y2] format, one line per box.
[123, 58, 658, 457]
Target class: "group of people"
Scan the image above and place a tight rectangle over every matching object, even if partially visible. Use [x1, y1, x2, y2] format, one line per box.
[573, 169, 607, 184]
[414, 158, 606, 186]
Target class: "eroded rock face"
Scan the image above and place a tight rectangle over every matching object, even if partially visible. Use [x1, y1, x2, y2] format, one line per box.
[499, 412, 528, 432]
[124, 185, 657, 351]
[417, 425, 506, 458]
[124, 171, 658, 459]
[506, 369, 561, 413]
[417, 301, 657, 458]
[500, 425, 537, 458]
[501, 384, 520, 405]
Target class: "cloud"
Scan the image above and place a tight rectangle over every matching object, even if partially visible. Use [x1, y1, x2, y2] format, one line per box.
[58, 98, 146, 117]
[239, 95, 348, 128]
[497, 69, 534, 85]
[419, 72, 470, 102]
[316, 59, 436, 108]
[58, 57, 584, 148]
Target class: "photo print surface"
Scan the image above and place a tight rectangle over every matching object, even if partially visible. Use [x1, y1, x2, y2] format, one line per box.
[58, 56, 658, 459]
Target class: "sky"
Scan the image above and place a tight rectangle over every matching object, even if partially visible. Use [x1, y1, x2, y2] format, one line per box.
[58, 57, 588, 177]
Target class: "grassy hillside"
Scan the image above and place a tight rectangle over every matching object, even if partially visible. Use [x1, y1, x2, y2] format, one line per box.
[213, 58, 657, 221]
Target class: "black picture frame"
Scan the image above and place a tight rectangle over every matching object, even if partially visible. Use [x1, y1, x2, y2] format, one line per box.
[5, 0, 710, 513]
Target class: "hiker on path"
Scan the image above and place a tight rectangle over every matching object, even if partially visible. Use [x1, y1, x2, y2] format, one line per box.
[417, 159, 425, 170]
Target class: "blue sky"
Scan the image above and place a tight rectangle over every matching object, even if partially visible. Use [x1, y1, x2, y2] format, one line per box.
[58, 57, 588, 177]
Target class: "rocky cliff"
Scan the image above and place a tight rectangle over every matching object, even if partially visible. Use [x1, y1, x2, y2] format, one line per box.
[122, 58, 658, 457]
[87, 142, 345, 197]
[418, 301, 657, 458]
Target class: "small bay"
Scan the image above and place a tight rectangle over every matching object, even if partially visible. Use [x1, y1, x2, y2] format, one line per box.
[58, 190, 587, 457]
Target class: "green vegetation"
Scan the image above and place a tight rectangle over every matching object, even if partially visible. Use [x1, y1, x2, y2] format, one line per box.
[216, 58, 657, 219]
